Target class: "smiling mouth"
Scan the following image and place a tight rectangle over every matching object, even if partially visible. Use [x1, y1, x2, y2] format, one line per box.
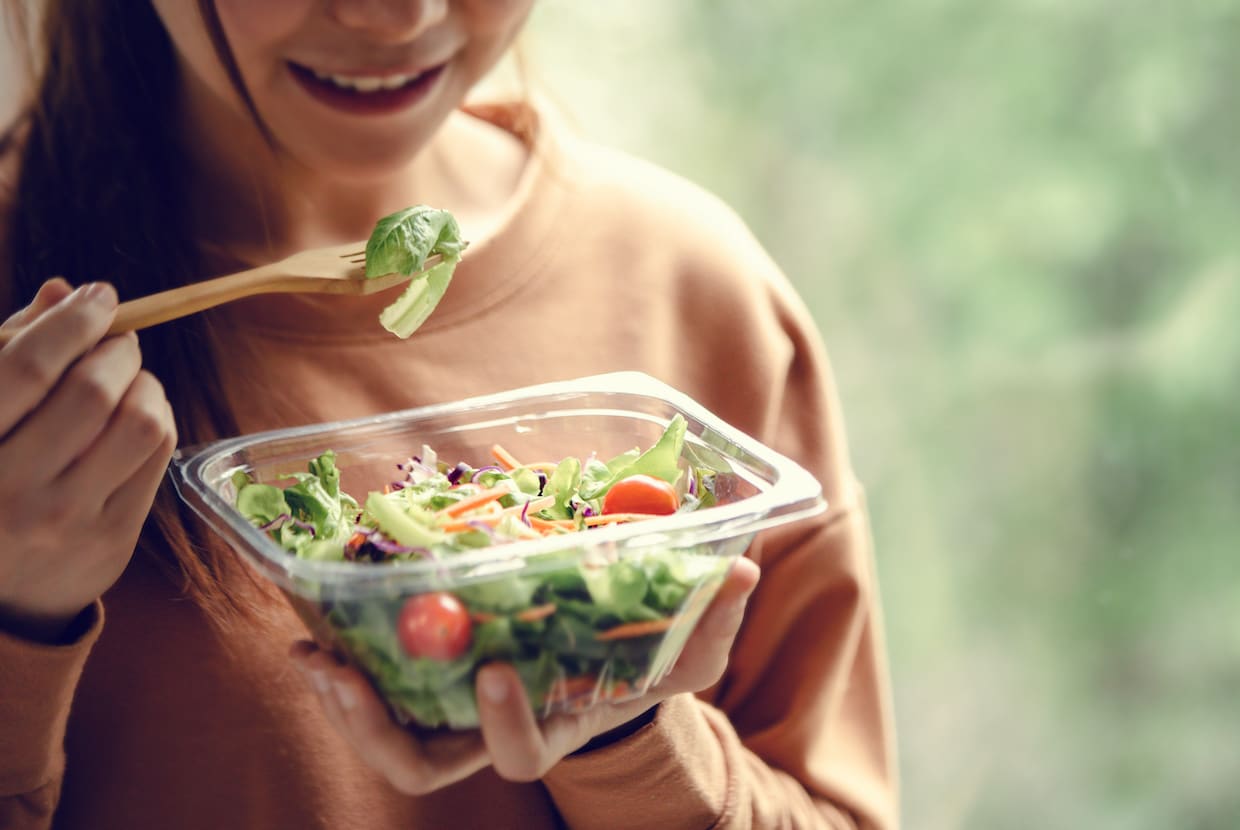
[288, 61, 446, 114]
[306, 66, 428, 92]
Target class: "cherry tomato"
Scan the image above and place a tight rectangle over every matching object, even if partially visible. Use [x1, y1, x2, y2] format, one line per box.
[396, 592, 472, 661]
[602, 474, 679, 516]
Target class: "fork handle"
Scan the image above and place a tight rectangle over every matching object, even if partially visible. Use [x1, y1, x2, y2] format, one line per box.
[107, 265, 310, 334]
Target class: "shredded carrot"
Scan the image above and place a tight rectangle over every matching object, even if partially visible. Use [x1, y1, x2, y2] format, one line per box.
[439, 514, 502, 533]
[471, 604, 556, 627]
[514, 495, 556, 515]
[594, 616, 678, 641]
[346, 531, 368, 548]
[439, 486, 509, 519]
[440, 496, 557, 533]
[583, 512, 665, 527]
[530, 516, 575, 533]
[490, 444, 522, 471]
[605, 679, 633, 698]
[514, 603, 557, 623]
[546, 675, 635, 708]
[546, 674, 598, 703]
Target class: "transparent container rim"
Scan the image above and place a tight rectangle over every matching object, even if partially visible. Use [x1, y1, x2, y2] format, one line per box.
[170, 371, 826, 584]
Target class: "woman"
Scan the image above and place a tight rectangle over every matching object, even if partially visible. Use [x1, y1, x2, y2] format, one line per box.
[0, 2, 898, 827]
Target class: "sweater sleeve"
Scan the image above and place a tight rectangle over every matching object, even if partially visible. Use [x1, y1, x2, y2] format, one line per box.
[543, 506, 894, 830]
[0, 602, 103, 829]
[543, 296, 900, 828]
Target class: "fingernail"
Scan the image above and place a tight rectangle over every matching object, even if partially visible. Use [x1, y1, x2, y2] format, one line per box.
[333, 680, 356, 711]
[480, 671, 508, 704]
[78, 282, 117, 309]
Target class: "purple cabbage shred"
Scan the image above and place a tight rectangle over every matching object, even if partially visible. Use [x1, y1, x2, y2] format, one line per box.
[290, 518, 317, 536]
[364, 531, 421, 557]
[466, 520, 496, 538]
[258, 513, 290, 532]
[447, 462, 470, 485]
[471, 465, 504, 482]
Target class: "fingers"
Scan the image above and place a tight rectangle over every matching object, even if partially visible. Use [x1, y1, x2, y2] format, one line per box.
[475, 663, 657, 781]
[290, 641, 490, 796]
[474, 665, 549, 781]
[97, 404, 177, 535]
[67, 370, 177, 516]
[0, 282, 119, 437]
[4, 332, 144, 483]
[0, 277, 73, 340]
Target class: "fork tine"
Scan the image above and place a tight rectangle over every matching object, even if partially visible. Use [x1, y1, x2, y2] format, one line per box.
[338, 249, 366, 259]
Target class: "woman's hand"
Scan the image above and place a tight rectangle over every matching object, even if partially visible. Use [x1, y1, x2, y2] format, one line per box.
[0, 278, 177, 642]
[290, 556, 760, 793]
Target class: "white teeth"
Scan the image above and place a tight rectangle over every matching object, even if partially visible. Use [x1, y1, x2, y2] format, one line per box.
[310, 69, 419, 93]
[382, 74, 417, 89]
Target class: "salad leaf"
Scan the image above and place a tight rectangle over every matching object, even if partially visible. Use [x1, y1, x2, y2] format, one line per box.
[234, 453, 357, 559]
[455, 572, 539, 613]
[377, 257, 457, 339]
[282, 451, 357, 541]
[622, 414, 687, 485]
[646, 559, 691, 611]
[308, 452, 342, 498]
[545, 457, 582, 518]
[578, 415, 688, 500]
[509, 466, 543, 496]
[577, 457, 620, 502]
[364, 492, 444, 548]
[235, 483, 289, 526]
[364, 205, 468, 340]
[582, 560, 648, 614]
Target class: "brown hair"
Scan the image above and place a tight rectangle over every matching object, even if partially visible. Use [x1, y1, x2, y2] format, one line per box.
[2, 0, 271, 624]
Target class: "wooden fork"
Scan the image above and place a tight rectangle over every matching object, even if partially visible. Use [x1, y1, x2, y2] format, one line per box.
[105, 241, 445, 335]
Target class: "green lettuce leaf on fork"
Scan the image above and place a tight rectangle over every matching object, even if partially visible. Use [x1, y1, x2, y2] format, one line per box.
[364, 205, 468, 338]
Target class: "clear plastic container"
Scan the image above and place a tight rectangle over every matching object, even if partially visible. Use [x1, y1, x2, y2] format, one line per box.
[172, 372, 825, 729]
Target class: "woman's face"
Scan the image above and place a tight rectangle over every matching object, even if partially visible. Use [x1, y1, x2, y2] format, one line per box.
[150, 0, 533, 179]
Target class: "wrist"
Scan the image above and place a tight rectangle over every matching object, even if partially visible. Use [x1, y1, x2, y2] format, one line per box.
[570, 703, 660, 756]
[0, 602, 94, 645]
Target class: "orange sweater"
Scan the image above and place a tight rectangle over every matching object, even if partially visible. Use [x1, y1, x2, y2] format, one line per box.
[0, 103, 898, 829]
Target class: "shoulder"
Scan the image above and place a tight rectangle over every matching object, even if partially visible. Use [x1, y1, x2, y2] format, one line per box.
[536, 116, 837, 422]
[546, 119, 814, 353]
[558, 133, 772, 276]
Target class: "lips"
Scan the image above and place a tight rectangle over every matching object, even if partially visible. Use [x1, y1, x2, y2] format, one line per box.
[287, 61, 446, 116]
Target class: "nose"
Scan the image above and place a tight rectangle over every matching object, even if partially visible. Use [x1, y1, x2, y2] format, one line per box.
[327, 0, 449, 40]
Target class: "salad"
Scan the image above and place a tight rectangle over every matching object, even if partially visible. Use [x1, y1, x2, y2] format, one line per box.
[233, 415, 738, 728]
[364, 205, 466, 339]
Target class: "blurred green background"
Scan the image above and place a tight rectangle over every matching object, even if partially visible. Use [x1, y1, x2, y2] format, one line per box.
[523, 2, 1239, 827]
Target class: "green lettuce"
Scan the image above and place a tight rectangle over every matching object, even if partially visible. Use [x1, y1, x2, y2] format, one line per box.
[578, 414, 688, 500]
[364, 206, 467, 339]
[234, 451, 358, 558]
